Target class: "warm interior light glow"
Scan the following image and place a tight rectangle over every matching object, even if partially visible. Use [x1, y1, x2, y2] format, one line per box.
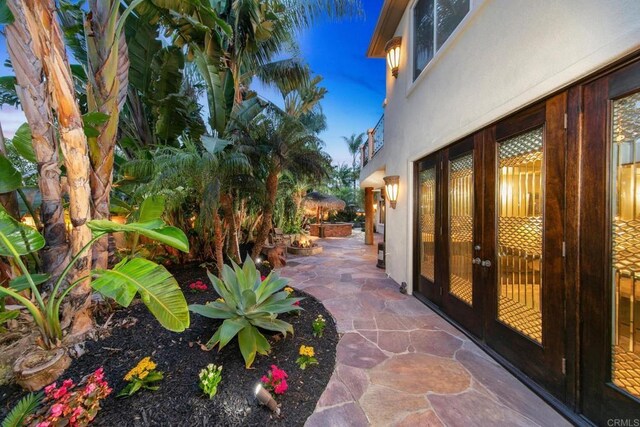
[385, 37, 402, 78]
[384, 175, 400, 209]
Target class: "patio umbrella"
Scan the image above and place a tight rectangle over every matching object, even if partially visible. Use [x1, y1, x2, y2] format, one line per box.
[301, 191, 346, 223]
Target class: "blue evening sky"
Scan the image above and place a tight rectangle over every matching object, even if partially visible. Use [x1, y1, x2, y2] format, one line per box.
[0, 1, 385, 166]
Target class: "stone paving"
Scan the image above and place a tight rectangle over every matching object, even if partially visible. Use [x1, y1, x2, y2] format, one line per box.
[279, 232, 570, 427]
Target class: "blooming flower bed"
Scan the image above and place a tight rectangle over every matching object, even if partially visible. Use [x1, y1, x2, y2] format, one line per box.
[0, 265, 339, 426]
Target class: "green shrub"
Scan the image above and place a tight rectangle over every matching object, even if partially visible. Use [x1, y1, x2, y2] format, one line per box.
[189, 257, 303, 368]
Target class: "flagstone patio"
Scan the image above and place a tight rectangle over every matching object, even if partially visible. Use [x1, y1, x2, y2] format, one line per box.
[279, 232, 570, 427]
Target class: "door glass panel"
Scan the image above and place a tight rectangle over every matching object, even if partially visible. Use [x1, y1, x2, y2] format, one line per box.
[497, 127, 544, 343]
[449, 153, 473, 305]
[420, 167, 437, 282]
[611, 91, 640, 399]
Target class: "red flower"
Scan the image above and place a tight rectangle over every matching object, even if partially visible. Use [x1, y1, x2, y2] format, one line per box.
[44, 383, 57, 396]
[261, 375, 269, 383]
[93, 367, 105, 382]
[50, 403, 65, 417]
[62, 379, 74, 389]
[292, 300, 300, 306]
[274, 379, 288, 395]
[53, 386, 68, 400]
[261, 275, 266, 281]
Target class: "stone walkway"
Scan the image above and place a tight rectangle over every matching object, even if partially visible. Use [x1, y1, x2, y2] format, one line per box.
[279, 232, 570, 427]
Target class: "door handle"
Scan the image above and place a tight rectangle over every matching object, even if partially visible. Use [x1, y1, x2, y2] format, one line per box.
[472, 257, 481, 265]
[481, 260, 492, 268]
[474, 245, 481, 251]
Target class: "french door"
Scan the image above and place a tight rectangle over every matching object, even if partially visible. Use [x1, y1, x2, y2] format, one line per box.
[415, 94, 567, 398]
[581, 60, 640, 424]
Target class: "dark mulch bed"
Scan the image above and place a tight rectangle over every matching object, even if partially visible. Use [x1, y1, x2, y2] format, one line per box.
[0, 265, 339, 426]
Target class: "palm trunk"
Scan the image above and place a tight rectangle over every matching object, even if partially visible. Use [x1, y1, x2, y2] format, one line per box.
[252, 169, 279, 258]
[19, 0, 93, 334]
[213, 213, 225, 277]
[5, 1, 69, 280]
[220, 192, 240, 263]
[86, 0, 129, 270]
[0, 123, 20, 218]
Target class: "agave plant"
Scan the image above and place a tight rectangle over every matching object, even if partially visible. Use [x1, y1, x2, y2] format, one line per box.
[189, 257, 302, 368]
[0, 206, 190, 349]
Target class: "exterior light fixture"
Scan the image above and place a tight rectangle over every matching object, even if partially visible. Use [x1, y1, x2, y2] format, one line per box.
[385, 36, 402, 78]
[384, 175, 400, 209]
[255, 384, 280, 416]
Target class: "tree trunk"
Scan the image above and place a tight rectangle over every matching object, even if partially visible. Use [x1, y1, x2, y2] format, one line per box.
[5, 1, 69, 280]
[0, 122, 20, 218]
[18, 0, 93, 335]
[213, 213, 224, 277]
[252, 169, 279, 259]
[86, 0, 129, 270]
[220, 192, 240, 263]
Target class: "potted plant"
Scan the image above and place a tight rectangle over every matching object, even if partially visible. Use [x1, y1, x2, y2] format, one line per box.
[0, 207, 191, 390]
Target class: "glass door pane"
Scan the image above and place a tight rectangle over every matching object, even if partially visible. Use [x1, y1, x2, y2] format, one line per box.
[611, 91, 640, 399]
[420, 167, 437, 282]
[497, 127, 544, 343]
[449, 153, 473, 305]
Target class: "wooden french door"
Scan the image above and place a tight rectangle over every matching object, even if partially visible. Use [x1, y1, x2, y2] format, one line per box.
[483, 94, 567, 399]
[581, 60, 640, 424]
[414, 94, 567, 398]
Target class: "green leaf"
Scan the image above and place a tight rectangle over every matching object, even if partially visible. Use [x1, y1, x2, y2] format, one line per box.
[138, 195, 165, 223]
[87, 219, 189, 253]
[11, 123, 36, 163]
[92, 258, 189, 332]
[9, 273, 50, 292]
[1, 392, 43, 427]
[0, 154, 22, 193]
[0, 0, 14, 25]
[238, 325, 270, 368]
[0, 208, 45, 256]
[83, 111, 110, 126]
[250, 317, 294, 336]
[201, 135, 232, 155]
[215, 317, 249, 350]
[188, 302, 235, 320]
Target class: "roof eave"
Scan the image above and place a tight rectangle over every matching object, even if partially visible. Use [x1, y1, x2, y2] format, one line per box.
[366, 0, 411, 58]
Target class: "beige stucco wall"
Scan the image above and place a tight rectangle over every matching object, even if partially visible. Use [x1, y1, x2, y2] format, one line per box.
[370, 0, 640, 293]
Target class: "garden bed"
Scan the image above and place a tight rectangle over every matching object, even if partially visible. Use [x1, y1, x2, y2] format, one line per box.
[0, 265, 339, 426]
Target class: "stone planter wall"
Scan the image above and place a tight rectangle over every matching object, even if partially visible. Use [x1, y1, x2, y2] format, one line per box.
[287, 245, 323, 256]
[309, 223, 353, 238]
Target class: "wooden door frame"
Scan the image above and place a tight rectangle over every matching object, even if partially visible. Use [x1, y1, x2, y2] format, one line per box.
[483, 93, 567, 400]
[579, 59, 640, 424]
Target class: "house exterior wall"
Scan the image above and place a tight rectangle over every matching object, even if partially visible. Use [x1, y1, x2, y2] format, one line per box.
[371, 0, 640, 292]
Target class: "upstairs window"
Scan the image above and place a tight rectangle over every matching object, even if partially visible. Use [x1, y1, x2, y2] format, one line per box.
[413, 0, 470, 81]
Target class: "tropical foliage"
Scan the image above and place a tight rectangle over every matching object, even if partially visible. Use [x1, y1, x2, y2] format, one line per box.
[189, 257, 302, 368]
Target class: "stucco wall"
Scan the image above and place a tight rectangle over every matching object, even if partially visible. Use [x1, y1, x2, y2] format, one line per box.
[375, 0, 640, 292]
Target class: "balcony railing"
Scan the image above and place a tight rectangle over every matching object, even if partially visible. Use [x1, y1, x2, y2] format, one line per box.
[361, 114, 384, 167]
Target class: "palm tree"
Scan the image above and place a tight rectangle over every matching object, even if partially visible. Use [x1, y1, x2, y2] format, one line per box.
[5, 0, 70, 279]
[8, 0, 94, 335]
[84, 0, 130, 269]
[342, 132, 366, 195]
[242, 111, 331, 258]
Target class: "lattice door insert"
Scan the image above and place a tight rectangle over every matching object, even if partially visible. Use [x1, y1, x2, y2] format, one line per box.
[611, 91, 640, 399]
[420, 167, 436, 282]
[497, 127, 544, 343]
[449, 153, 473, 305]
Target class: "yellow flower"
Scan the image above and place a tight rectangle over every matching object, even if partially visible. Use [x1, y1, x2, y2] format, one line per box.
[124, 357, 156, 381]
[299, 345, 315, 357]
[216, 298, 225, 303]
[284, 287, 294, 294]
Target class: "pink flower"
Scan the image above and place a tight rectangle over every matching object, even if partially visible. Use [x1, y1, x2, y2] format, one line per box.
[53, 386, 68, 399]
[84, 382, 97, 395]
[70, 407, 84, 423]
[62, 379, 74, 389]
[261, 375, 269, 383]
[50, 403, 65, 417]
[44, 383, 57, 396]
[270, 365, 288, 381]
[93, 367, 105, 381]
[274, 379, 288, 395]
[36, 422, 51, 427]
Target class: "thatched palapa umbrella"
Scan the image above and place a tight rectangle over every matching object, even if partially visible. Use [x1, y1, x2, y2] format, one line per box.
[301, 191, 346, 223]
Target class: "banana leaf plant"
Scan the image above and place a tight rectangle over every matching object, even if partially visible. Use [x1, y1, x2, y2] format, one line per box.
[0, 207, 190, 349]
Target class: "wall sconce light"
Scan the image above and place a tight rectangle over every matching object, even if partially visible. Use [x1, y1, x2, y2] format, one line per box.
[384, 175, 400, 209]
[255, 384, 280, 416]
[385, 36, 402, 78]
